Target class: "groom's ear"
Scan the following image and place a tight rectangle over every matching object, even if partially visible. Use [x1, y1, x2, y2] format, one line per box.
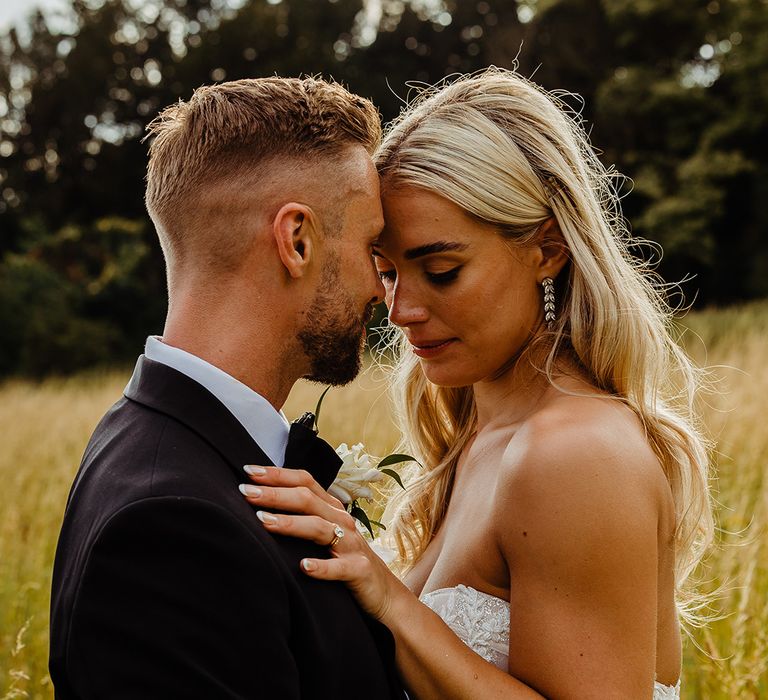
[272, 203, 317, 279]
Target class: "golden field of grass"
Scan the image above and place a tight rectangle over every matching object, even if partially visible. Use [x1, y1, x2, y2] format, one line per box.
[1, 302, 767, 698]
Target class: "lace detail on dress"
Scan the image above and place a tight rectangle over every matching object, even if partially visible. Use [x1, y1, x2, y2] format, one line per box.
[420, 584, 510, 669]
[653, 679, 682, 700]
[419, 584, 680, 699]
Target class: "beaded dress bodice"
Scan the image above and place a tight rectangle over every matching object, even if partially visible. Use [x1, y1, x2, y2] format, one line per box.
[420, 584, 680, 699]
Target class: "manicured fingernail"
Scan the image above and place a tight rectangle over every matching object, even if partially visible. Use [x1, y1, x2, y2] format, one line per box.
[256, 510, 278, 525]
[238, 484, 262, 498]
[244, 465, 267, 476]
[302, 559, 316, 572]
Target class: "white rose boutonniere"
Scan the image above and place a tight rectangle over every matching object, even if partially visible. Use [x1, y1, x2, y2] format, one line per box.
[308, 388, 420, 549]
[331, 441, 416, 538]
[329, 442, 383, 504]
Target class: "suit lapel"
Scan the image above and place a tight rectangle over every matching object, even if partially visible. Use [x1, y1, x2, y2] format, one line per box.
[124, 356, 274, 480]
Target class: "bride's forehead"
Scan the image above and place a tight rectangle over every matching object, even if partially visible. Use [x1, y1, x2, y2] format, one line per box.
[377, 213, 492, 258]
[382, 187, 466, 221]
[381, 188, 491, 237]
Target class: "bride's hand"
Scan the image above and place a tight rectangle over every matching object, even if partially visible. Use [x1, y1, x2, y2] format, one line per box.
[239, 465, 408, 622]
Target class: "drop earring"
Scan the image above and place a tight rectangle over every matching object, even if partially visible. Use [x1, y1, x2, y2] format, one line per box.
[542, 277, 556, 331]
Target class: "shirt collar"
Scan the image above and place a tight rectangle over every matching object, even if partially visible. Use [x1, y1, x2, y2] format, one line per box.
[143, 336, 290, 467]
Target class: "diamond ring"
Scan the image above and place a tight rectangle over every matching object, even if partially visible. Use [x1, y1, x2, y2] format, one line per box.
[327, 524, 345, 548]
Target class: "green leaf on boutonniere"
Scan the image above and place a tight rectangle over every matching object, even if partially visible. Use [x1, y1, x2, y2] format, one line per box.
[313, 386, 331, 432]
[377, 453, 421, 470]
[379, 468, 406, 491]
[369, 518, 386, 530]
[350, 501, 375, 538]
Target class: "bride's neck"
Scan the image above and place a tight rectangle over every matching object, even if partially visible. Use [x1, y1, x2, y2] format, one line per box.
[472, 345, 579, 431]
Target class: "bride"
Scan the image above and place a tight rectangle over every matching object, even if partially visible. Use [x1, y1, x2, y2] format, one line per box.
[240, 69, 712, 698]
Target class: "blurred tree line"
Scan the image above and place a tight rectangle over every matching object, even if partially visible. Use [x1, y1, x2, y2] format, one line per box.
[0, 0, 766, 376]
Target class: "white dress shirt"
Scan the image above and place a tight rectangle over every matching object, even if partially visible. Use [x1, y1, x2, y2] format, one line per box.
[143, 336, 290, 466]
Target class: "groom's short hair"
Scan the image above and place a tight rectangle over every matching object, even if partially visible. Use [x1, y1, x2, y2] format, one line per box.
[144, 77, 381, 276]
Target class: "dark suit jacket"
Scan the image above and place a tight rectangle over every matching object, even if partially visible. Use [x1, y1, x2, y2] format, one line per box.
[49, 356, 404, 699]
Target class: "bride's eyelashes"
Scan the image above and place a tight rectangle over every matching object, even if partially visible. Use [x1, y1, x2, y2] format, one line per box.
[427, 267, 462, 285]
[376, 267, 463, 286]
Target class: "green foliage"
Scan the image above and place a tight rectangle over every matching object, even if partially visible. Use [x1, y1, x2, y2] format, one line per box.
[350, 501, 375, 537]
[312, 385, 332, 432]
[0, 217, 165, 377]
[0, 255, 116, 376]
[0, 0, 766, 374]
[583, 0, 768, 303]
[379, 467, 406, 491]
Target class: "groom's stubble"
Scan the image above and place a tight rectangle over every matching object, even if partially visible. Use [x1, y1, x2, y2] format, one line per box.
[298, 252, 374, 386]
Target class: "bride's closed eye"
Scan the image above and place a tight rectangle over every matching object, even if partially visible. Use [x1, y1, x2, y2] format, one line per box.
[376, 267, 462, 286]
[376, 266, 463, 286]
[426, 267, 462, 285]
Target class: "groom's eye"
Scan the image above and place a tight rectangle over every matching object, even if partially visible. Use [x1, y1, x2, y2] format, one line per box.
[377, 269, 396, 282]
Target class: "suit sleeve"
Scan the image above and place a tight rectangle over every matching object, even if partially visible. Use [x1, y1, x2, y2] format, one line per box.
[67, 496, 300, 699]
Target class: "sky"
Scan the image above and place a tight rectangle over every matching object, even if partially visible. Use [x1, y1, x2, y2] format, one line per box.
[0, 0, 73, 33]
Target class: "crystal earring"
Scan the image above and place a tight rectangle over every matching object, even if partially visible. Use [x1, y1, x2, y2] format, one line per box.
[542, 277, 556, 330]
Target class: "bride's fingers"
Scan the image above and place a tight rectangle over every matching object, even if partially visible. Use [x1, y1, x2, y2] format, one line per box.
[300, 553, 365, 581]
[255, 511, 349, 548]
[240, 482, 354, 526]
[242, 465, 343, 509]
[301, 552, 397, 622]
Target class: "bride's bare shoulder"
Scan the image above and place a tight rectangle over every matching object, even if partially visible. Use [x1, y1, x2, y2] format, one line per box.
[508, 385, 663, 478]
[494, 388, 674, 541]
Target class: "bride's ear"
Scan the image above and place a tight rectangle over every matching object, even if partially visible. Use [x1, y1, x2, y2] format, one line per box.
[273, 203, 316, 278]
[535, 217, 569, 281]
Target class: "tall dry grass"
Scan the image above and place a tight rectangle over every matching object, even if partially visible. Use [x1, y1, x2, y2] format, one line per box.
[676, 303, 768, 698]
[1, 302, 766, 697]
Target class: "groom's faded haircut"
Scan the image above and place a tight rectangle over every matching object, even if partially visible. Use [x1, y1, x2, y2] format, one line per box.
[143, 76, 381, 275]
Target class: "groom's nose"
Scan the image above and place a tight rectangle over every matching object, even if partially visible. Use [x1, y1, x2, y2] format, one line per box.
[372, 276, 386, 306]
[367, 256, 386, 305]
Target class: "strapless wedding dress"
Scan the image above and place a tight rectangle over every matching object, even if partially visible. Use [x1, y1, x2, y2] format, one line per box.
[420, 584, 680, 699]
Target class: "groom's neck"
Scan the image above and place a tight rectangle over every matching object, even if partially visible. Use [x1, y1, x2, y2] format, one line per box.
[161, 294, 302, 411]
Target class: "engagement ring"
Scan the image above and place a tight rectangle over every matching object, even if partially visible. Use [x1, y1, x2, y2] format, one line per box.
[328, 524, 345, 548]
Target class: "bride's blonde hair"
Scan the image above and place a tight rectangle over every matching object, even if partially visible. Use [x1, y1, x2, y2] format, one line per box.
[376, 68, 713, 623]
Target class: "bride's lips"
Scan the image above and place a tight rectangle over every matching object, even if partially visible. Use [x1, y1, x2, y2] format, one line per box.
[409, 338, 457, 358]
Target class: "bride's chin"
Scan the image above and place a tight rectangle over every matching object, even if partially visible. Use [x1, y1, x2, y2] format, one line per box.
[420, 364, 479, 389]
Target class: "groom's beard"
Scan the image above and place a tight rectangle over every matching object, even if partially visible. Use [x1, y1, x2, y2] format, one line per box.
[298, 260, 373, 386]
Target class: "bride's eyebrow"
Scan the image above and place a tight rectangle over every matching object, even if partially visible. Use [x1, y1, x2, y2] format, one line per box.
[403, 241, 468, 260]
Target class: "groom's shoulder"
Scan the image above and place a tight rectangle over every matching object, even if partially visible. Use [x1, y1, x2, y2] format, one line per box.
[85, 393, 227, 482]
[68, 394, 251, 535]
[54, 394, 275, 595]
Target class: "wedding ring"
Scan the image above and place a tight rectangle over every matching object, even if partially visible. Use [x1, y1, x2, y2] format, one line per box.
[327, 524, 345, 548]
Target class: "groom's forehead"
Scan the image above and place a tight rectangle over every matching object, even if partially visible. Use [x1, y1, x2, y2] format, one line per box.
[345, 182, 384, 231]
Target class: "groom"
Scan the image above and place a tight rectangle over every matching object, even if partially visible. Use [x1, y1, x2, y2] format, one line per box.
[49, 77, 403, 698]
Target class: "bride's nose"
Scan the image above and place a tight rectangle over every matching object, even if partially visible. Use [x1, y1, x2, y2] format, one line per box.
[386, 283, 429, 327]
